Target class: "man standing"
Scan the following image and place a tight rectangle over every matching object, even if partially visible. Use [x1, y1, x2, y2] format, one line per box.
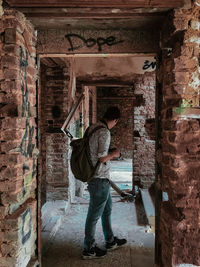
[82, 106, 127, 259]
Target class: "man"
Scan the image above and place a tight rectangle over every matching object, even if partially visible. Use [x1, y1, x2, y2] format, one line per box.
[82, 106, 127, 259]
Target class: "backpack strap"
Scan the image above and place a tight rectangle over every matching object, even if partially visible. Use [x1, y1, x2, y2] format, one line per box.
[85, 125, 107, 139]
[85, 125, 107, 174]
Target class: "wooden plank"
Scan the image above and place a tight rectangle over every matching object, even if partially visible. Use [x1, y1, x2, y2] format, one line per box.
[17, 7, 169, 15]
[7, 0, 147, 8]
[85, 83, 134, 87]
[150, 0, 185, 7]
[40, 57, 57, 67]
[17, 11, 166, 19]
[79, 81, 134, 87]
[140, 189, 155, 232]
[50, 57, 66, 67]
[97, 97, 136, 100]
[21, 13, 165, 19]
[7, 0, 185, 8]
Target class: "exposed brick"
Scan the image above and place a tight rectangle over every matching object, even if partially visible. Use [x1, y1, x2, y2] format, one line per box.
[3, 68, 21, 80]
[0, 8, 38, 266]
[2, 44, 20, 55]
[174, 71, 190, 84]
[3, 18, 24, 33]
[0, 128, 25, 140]
[1, 80, 21, 92]
[4, 28, 17, 44]
[1, 54, 19, 68]
[158, 3, 200, 266]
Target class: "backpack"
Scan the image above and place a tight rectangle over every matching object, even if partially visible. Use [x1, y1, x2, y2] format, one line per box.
[70, 125, 105, 182]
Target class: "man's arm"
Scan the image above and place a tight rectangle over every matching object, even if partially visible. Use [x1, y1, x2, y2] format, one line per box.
[99, 149, 120, 163]
[97, 127, 120, 163]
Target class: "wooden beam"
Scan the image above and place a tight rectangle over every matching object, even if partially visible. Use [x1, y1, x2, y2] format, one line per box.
[19, 12, 166, 19]
[39, 53, 157, 58]
[6, 0, 185, 8]
[79, 81, 134, 87]
[97, 96, 136, 100]
[40, 57, 57, 67]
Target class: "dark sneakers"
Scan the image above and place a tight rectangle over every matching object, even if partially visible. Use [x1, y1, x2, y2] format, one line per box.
[82, 245, 107, 259]
[106, 236, 127, 251]
[82, 237, 127, 259]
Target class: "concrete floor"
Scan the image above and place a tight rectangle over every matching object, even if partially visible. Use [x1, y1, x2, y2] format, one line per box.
[42, 159, 155, 267]
[42, 197, 155, 267]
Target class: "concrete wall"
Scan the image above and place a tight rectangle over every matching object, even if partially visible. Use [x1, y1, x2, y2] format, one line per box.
[37, 29, 159, 54]
[75, 56, 156, 76]
[157, 1, 200, 266]
[0, 8, 38, 266]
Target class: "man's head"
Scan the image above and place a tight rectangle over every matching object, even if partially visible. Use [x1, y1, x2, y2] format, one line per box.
[103, 106, 121, 129]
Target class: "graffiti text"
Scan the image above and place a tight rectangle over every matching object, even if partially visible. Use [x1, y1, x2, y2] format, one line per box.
[65, 33, 124, 52]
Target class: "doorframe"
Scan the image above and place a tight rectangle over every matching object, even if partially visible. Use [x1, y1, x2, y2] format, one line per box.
[36, 52, 160, 266]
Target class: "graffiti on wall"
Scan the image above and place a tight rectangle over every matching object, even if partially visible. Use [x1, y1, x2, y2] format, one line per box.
[65, 33, 124, 52]
[142, 57, 156, 70]
[19, 46, 36, 197]
[21, 207, 32, 245]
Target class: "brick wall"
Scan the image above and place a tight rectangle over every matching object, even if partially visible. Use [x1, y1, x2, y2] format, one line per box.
[0, 8, 38, 266]
[97, 72, 156, 188]
[157, 1, 200, 266]
[133, 72, 156, 188]
[97, 86, 135, 158]
[39, 62, 71, 202]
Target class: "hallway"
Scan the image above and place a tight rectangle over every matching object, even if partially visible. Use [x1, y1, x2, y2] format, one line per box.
[42, 197, 154, 267]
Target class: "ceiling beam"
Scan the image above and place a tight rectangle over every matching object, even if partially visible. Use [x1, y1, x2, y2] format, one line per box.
[6, 0, 186, 8]
[17, 11, 166, 19]
[78, 81, 134, 87]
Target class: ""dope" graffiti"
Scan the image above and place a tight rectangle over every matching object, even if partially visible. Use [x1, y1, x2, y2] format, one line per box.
[65, 33, 124, 52]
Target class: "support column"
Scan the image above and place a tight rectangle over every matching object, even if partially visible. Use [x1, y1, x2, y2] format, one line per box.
[0, 7, 38, 267]
[157, 1, 200, 266]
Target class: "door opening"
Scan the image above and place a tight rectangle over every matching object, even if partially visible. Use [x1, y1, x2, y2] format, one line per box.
[38, 54, 157, 267]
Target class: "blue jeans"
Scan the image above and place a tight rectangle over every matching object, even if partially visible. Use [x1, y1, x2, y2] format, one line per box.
[84, 178, 114, 250]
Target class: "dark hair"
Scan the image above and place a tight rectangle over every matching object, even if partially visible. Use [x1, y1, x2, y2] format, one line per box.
[103, 106, 121, 121]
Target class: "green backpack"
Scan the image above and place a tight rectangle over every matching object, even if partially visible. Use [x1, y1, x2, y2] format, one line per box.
[70, 125, 105, 182]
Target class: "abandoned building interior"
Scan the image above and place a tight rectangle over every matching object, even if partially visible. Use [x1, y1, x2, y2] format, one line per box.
[0, 0, 200, 266]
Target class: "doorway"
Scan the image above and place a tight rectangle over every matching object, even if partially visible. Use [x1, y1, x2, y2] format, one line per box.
[38, 54, 157, 266]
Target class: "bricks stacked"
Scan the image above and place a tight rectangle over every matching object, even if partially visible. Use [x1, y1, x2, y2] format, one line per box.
[40, 63, 71, 202]
[158, 1, 200, 266]
[97, 73, 156, 188]
[45, 133, 69, 201]
[0, 8, 37, 266]
[133, 73, 156, 188]
[97, 85, 135, 158]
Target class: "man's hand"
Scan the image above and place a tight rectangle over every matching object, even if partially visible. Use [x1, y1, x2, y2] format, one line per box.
[111, 149, 120, 159]
[99, 148, 121, 163]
